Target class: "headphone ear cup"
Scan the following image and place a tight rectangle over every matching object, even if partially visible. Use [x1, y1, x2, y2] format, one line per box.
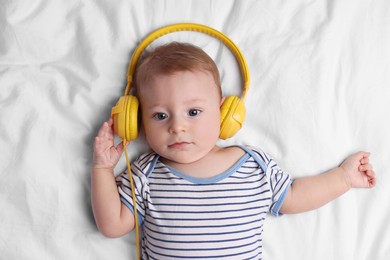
[111, 95, 139, 141]
[125, 96, 139, 141]
[219, 96, 246, 140]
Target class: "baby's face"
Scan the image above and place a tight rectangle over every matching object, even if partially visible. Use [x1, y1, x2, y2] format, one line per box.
[139, 70, 222, 165]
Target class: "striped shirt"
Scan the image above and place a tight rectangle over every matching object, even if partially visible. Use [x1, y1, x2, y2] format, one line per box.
[117, 145, 292, 260]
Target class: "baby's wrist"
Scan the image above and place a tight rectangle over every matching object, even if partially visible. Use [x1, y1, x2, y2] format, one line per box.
[92, 155, 116, 171]
[338, 166, 352, 189]
[92, 163, 115, 172]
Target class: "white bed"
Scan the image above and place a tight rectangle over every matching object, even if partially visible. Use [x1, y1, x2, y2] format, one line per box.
[1, 0, 389, 259]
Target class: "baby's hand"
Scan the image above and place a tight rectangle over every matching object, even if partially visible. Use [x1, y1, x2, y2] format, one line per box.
[93, 118, 127, 170]
[340, 151, 376, 189]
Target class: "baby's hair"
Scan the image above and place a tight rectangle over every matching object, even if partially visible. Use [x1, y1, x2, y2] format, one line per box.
[135, 42, 221, 97]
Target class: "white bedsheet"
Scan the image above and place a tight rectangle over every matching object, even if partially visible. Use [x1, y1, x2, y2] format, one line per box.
[1, 0, 389, 259]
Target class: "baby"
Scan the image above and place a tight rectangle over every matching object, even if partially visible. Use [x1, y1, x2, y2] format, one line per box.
[91, 42, 376, 259]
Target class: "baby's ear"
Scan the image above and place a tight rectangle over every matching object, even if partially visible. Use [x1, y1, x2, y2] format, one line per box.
[138, 120, 146, 138]
[220, 96, 226, 106]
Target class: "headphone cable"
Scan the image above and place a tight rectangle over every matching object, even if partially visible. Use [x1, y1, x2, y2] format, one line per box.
[123, 139, 141, 259]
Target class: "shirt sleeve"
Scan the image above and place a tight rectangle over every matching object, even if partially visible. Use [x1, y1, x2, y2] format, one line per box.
[246, 146, 292, 217]
[264, 155, 292, 216]
[116, 153, 153, 225]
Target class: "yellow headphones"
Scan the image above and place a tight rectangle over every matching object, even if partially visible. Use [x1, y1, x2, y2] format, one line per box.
[111, 23, 250, 141]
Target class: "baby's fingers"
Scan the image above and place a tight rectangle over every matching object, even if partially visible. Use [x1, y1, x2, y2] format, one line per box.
[97, 119, 114, 138]
[366, 169, 376, 188]
[360, 156, 371, 165]
[359, 163, 373, 172]
[115, 140, 130, 155]
[359, 161, 376, 188]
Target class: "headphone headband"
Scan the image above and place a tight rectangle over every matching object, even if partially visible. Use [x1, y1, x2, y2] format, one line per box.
[124, 23, 250, 100]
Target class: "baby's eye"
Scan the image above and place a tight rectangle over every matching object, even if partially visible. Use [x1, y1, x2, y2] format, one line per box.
[188, 109, 201, 117]
[153, 113, 168, 120]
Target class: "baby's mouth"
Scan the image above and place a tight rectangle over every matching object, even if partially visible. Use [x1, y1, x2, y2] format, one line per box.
[168, 142, 191, 149]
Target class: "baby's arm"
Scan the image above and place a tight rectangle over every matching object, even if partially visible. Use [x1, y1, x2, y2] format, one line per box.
[280, 151, 376, 214]
[91, 118, 134, 237]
